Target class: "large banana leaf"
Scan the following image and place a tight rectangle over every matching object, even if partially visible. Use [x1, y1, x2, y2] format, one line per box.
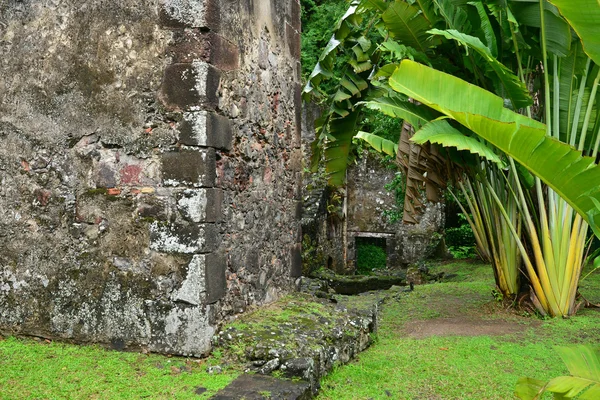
[428, 28, 533, 109]
[432, 0, 471, 32]
[389, 60, 600, 237]
[515, 345, 600, 399]
[355, 131, 398, 156]
[509, 1, 571, 57]
[359, 0, 388, 13]
[382, 1, 434, 54]
[548, 0, 600, 65]
[411, 119, 505, 167]
[558, 41, 589, 144]
[324, 111, 361, 186]
[357, 95, 434, 128]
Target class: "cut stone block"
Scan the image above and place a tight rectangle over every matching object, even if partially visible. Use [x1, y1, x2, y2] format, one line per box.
[290, 243, 302, 278]
[177, 188, 223, 223]
[211, 374, 311, 400]
[150, 222, 219, 254]
[158, 0, 220, 30]
[161, 148, 216, 188]
[167, 31, 239, 70]
[205, 252, 226, 304]
[159, 62, 220, 112]
[171, 254, 206, 305]
[179, 111, 233, 151]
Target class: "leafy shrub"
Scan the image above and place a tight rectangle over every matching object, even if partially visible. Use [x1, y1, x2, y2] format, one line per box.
[356, 241, 386, 274]
[300, 0, 348, 82]
[448, 245, 477, 259]
[446, 215, 478, 259]
[446, 223, 476, 248]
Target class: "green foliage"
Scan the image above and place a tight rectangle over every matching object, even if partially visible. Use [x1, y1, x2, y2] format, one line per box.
[356, 241, 387, 274]
[446, 214, 476, 247]
[411, 119, 505, 167]
[302, 234, 325, 276]
[300, 0, 349, 82]
[447, 244, 477, 259]
[516, 345, 600, 399]
[360, 108, 403, 144]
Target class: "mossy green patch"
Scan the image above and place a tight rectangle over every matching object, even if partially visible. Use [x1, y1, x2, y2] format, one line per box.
[0, 337, 239, 399]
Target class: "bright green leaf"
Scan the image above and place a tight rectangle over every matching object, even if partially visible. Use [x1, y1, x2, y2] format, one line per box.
[389, 60, 600, 233]
[411, 119, 506, 167]
[548, 0, 600, 65]
[355, 131, 398, 156]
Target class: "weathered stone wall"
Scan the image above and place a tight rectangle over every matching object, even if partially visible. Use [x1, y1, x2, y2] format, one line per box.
[0, 0, 302, 357]
[347, 151, 401, 234]
[302, 104, 445, 271]
[347, 152, 446, 266]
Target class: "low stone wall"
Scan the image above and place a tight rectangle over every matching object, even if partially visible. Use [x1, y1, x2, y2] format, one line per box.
[0, 0, 301, 357]
[214, 290, 388, 393]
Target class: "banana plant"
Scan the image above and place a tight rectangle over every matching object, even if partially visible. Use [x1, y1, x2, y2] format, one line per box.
[303, 0, 529, 220]
[390, 14, 600, 315]
[304, 0, 539, 296]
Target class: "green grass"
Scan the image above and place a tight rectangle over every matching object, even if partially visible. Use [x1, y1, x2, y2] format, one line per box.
[2, 262, 599, 399]
[317, 261, 600, 400]
[0, 337, 238, 399]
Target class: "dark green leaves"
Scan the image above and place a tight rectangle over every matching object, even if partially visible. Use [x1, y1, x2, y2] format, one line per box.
[428, 28, 533, 109]
[382, 2, 435, 54]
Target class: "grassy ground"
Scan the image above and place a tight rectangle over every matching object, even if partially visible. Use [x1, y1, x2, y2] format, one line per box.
[0, 337, 238, 399]
[317, 260, 600, 400]
[2, 261, 599, 399]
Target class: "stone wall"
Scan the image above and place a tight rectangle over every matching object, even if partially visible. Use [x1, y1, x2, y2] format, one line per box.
[302, 105, 446, 272]
[347, 151, 401, 235]
[0, 0, 302, 357]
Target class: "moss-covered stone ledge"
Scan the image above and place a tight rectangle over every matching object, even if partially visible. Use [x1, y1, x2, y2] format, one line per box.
[308, 268, 408, 295]
[212, 290, 401, 393]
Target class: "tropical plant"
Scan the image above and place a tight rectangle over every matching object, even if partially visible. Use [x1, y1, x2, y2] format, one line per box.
[303, 0, 528, 297]
[515, 345, 600, 399]
[450, 167, 522, 295]
[386, 0, 600, 316]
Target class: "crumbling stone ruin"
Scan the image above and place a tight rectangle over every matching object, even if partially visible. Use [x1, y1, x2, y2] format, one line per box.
[302, 109, 445, 275]
[0, 0, 302, 357]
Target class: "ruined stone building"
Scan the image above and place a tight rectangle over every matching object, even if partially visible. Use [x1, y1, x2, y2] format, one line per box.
[0, 0, 302, 357]
[302, 109, 445, 275]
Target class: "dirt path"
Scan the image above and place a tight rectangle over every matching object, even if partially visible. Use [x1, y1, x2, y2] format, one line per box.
[400, 286, 539, 339]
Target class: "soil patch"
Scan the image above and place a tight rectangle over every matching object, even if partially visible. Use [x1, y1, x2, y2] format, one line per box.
[404, 317, 532, 338]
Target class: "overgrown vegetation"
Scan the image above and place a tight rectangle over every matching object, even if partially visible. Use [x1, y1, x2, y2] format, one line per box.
[446, 213, 478, 259]
[300, 0, 348, 82]
[303, 0, 600, 317]
[356, 238, 387, 274]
